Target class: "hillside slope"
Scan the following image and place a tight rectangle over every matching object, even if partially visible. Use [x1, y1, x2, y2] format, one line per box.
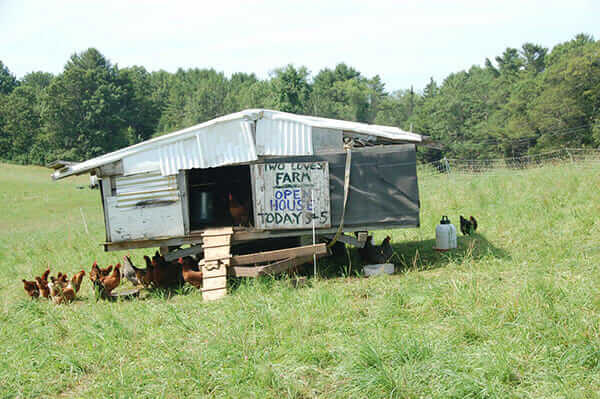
[0, 162, 599, 398]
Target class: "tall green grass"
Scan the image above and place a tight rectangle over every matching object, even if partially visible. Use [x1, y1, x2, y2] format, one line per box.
[0, 162, 599, 398]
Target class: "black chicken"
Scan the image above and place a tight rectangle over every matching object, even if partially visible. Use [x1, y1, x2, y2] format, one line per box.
[460, 215, 478, 235]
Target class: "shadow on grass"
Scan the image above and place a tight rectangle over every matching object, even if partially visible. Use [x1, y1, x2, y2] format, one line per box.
[391, 233, 509, 272]
[102, 233, 511, 297]
[316, 232, 510, 278]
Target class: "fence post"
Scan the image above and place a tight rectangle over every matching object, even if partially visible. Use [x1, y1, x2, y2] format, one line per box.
[566, 148, 574, 163]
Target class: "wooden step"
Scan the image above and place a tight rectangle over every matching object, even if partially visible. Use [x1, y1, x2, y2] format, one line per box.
[200, 227, 233, 301]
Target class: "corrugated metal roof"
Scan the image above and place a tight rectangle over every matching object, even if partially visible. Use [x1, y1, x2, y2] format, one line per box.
[256, 117, 313, 156]
[52, 109, 422, 180]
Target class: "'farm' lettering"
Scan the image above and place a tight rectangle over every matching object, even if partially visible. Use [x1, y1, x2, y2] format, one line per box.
[275, 172, 311, 186]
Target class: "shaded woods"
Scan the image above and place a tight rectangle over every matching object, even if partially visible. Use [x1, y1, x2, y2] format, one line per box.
[1, 34, 599, 165]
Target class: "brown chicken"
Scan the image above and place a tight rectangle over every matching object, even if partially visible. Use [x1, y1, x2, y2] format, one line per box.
[61, 280, 76, 303]
[22, 279, 39, 298]
[151, 252, 181, 288]
[99, 265, 113, 278]
[141, 255, 155, 287]
[41, 268, 50, 283]
[90, 261, 101, 283]
[71, 271, 86, 293]
[48, 277, 63, 303]
[229, 192, 249, 226]
[179, 257, 203, 289]
[35, 276, 50, 298]
[53, 272, 68, 286]
[151, 252, 167, 287]
[101, 263, 121, 294]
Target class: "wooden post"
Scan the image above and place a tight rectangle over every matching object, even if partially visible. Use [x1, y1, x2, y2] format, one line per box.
[200, 227, 233, 301]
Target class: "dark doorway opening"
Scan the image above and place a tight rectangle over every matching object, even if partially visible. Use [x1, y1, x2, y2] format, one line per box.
[188, 165, 253, 230]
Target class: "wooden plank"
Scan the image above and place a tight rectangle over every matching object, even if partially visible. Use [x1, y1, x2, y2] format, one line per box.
[229, 255, 317, 277]
[163, 245, 204, 262]
[323, 233, 366, 248]
[177, 171, 190, 235]
[249, 164, 260, 236]
[204, 246, 230, 260]
[201, 229, 231, 301]
[103, 223, 416, 252]
[201, 259, 230, 278]
[251, 161, 331, 230]
[229, 266, 260, 277]
[104, 236, 203, 252]
[97, 161, 123, 177]
[202, 288, 227, 301]
[100, 178, 112, 243]
[201, 226, 233, 237]
[201, 236, 231, 247]
[258, 256, 311, 276]
[230, 243, 327, 266]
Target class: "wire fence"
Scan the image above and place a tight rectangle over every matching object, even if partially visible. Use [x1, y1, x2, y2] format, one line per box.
[417, 148, 600, 178]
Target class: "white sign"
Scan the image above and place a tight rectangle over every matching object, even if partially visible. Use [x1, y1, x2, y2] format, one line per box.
[252, 161, 331, 230]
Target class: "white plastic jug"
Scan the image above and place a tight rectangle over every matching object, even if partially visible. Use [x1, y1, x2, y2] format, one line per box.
[436, 216, 457, 251]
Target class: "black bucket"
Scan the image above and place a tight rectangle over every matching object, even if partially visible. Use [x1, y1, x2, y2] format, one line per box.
[190, 190, 214, 226]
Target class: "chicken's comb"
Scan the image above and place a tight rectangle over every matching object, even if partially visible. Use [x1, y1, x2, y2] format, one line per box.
[178, 257, 183, 264]
[93, 261, 97, 266]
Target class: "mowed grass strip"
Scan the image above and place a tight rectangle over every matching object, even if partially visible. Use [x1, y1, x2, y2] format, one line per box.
[0, 162, 599, 398]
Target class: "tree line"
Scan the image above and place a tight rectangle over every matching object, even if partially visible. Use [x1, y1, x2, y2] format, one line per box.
[0, 33, 598, 165]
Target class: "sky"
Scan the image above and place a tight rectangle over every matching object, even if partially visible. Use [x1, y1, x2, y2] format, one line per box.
[1, 0, 599, 92]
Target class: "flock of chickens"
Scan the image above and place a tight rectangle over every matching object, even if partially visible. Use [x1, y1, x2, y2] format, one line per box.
[22, 252, 204, 303]
[123, 252, 203, 290]
[22, 216, 479, 301]
[22, 269, 86, 304]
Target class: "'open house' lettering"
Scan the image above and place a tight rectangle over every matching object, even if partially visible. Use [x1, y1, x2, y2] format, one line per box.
[253, 162, 331, 229]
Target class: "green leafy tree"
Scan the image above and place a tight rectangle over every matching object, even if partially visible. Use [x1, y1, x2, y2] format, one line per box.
[1, 86, 41, 162]
[41, 48, 129, 161]
[270, 65, 311, 114]
[0, 60, 18, 95]
[118, 66, 161, 144]
[521, 43, 547, 74]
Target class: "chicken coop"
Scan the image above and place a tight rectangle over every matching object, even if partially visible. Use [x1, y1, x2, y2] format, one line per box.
[50, 109, 425, 300]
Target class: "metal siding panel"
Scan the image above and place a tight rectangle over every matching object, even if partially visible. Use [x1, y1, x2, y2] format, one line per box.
[107, 172, 185, 241]
[107, 198, 185, 241]
[312, 127, 343, 153]
[155, 119, 257, 175]
[115, 172, 178, 208]
[256, 118, 313, 156]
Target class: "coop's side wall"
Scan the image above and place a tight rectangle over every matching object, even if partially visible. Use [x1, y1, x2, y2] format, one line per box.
[101, 172, 186, 242]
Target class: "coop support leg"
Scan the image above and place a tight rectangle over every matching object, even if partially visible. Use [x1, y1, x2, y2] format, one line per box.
[200, 227, 233, 301]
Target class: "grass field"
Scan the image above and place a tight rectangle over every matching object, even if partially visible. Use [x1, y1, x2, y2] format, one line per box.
[1, 162, 599, 398]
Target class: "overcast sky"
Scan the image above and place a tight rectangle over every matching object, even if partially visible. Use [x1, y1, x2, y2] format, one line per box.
[1, 0, 598, 92]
